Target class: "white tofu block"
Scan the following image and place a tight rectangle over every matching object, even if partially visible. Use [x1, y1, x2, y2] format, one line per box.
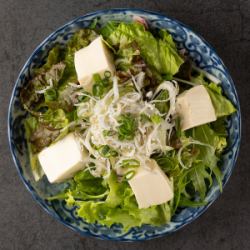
[38, 133, 88, 183]
[128, 159, 173, 209]
[74, 36, 115, 92]
[176, 85, 216, 131]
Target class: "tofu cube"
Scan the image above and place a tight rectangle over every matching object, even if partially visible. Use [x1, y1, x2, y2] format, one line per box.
[128, 159, 173, 209]
[74, 36, 115, 92]
[176, 85, 216, 131]
[38, 133, 88, 183]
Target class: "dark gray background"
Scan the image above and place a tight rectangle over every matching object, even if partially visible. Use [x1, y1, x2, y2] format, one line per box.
[1, 0, 249, 249]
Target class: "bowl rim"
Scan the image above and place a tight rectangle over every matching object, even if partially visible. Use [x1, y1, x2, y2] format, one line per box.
[8, 8, 242, 241]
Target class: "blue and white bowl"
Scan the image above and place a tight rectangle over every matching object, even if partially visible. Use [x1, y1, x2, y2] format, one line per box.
[8, 9, 241, 241]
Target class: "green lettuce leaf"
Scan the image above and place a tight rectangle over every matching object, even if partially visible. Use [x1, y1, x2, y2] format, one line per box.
[37, 45, 62, 73]
[105, 171, 126, 207]
[175, 66, 236, 118]
[205, 83, 236, 117]
[210, 118, 227, 137]
[43, 46, 61, 69]
[40, 109, 68, 129]
[54, 171, 171, 232]
[159, 29, 176, 49]
[100, 21, 119, 38]
[24, 116, 44, 180]
[101, 22, 183, 76]
[115, 44, 141, 71]
[71, 170, 107, 198]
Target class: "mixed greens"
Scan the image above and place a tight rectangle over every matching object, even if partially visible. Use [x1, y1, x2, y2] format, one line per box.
[21, 18, 236, 231]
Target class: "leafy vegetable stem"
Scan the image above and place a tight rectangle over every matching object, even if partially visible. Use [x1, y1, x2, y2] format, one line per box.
[173, 77, 198, 86]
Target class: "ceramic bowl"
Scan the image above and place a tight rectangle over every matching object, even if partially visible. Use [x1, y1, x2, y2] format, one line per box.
[8, 9, 241, 241]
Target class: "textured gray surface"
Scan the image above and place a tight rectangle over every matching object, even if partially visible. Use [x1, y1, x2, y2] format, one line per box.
[0, 0, 249, 249]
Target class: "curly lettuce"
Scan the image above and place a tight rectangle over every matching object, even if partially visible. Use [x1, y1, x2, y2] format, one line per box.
[50, 170, 171, 232]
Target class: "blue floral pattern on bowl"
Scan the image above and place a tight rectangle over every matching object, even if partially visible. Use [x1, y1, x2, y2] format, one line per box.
[8, 9, 241, 241]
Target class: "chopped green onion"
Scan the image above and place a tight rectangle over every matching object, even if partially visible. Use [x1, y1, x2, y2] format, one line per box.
[120, 159, 140, 168]
[117, 114, 137, 141]
[92, 73, 111, 98]
[97, 145, 118, 158]
[123, 170, 136, 181]
[104, 70, 111, 78]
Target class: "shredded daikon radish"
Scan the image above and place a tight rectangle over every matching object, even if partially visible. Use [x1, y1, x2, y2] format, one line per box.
[77, 100, 95, 118]
[112, 76, 119, 101]
[135, 72, 145, 89]
[130, 72, 145, 93]
[152, 81, 179, 121]
[102, 160, 111, 179]
[173, 77, 197, 86]
[133, 63, 146, 68]
[192, 65, 221, 84]
[68, 82, 83, 88]
[146, 91, 153, 99]
[75, 75, 180, 176]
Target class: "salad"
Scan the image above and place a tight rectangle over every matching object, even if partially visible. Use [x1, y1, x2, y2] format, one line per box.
[21, 18, 236, 231]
